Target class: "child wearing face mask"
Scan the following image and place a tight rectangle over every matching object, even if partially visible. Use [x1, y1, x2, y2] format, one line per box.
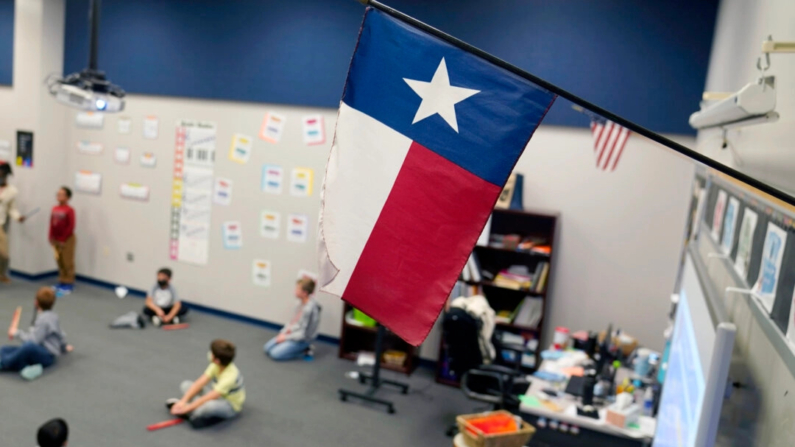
[143, 268, 188, 326]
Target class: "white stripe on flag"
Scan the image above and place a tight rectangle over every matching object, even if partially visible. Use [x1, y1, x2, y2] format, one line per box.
[318, 102, 413, 297]
[609, 128, 631, 171]
[599, 123, 620, 169]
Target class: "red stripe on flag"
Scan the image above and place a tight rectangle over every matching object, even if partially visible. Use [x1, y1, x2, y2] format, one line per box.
[342, 141, 501, 345]
[595, 122, 614, 168]
[599, 124, 623, 170]
[610, 128, 631, 171]
[592, 123, 605, 154]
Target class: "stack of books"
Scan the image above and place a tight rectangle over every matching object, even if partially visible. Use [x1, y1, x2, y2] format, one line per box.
[493, 268, 533, 290]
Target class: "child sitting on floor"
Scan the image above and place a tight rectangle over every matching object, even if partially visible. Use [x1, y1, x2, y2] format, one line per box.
[166, 339, 245, 428]
[143, 267, 188, 326]
[263, 277, 321, 361]
[37, 418, 69, 447]
[2, 287, 72, 380]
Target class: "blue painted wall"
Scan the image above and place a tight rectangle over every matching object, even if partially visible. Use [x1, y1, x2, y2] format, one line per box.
[0, 0, 13, 85]
[64, 0, 718, 135]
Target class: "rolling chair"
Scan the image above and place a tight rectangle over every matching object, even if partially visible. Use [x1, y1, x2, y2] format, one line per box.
[443, 308, 530, 436]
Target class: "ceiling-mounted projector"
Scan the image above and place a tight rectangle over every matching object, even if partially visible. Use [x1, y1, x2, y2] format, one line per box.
[47, 0, 125, 112]
[689, 77, 777, 130]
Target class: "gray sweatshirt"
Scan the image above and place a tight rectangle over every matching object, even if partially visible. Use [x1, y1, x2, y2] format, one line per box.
[279, 299, 321, 343]
[15, 310, 67, 357]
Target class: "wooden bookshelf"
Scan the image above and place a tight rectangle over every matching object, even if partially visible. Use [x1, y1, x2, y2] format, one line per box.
[436, 207, 559, 387]
[338, 303, 420, 375]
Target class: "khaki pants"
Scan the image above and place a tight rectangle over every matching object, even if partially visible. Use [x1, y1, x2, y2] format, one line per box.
[53, 235, 76, 284]
[0, 225, 8, 280]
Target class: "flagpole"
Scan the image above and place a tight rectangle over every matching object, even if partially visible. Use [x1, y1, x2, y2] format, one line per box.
[356, 0, 795, 207]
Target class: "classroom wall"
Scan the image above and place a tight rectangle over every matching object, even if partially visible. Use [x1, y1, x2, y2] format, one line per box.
[0, 0, 68, 275]
[62, 0, 720, 134]
[514, 121, 695, 352]
[696, 0, 795, 195]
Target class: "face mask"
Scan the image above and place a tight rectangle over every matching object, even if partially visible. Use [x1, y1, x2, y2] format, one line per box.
[158, 279, 168, 287]
[207, 351, 214, 362]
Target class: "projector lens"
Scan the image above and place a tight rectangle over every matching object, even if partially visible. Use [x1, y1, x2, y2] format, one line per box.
[95, 99, 107, 110]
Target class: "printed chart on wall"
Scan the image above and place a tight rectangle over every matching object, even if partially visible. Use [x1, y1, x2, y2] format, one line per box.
[753, 222, 787, 312]
[734, 209, 758, 278]
[788, 288, 795, 346]
[711, 190, 727, 241]
[169, 120, 217, 265]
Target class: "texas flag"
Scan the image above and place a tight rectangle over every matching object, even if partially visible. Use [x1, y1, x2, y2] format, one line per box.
[319, 8, 556, 345]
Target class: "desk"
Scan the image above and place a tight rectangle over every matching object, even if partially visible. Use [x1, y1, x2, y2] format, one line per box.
[519, 361, 655, 447]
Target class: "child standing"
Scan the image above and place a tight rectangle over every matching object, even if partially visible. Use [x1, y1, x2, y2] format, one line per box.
[144, 268, 188, 326]
[0, 162, 26, 284]
[37, 418, 69, 447]
[263, 278, 321, 361]
[166, 339, 245, 428]
[49, 186, 76, 295]
[2, 287, 72, 380]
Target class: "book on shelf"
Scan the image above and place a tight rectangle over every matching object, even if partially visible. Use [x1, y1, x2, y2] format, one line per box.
[493, 265, 534, 290]
[512, 297, 543, 328]
[535, 262, 550, 293]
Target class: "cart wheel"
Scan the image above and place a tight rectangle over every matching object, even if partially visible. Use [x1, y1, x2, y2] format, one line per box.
[401, 388, 408, 395]
[340, 395, 347, 402]
[388, 406, 395, 414]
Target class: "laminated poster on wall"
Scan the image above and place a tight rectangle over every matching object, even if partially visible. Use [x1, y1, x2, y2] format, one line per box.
[140, 152, 157, 168]
[0, 140, 11, 162]
[169, 120, 217, 266]
[261, 164, 283, 194]
[16, 131, 33, 168]
[287, 213, 309, 243]
[75, 112, 104, 129]
[117, 117, 132, 134]
[74, 170, 102, 195]
[690, 188, 707, 240]
[252, 259, 272, 288]
[76, 140, 103, 155]
[734, 209, 758, 278]
[222, 221, 243, 249]
[720, 197, 740, 254]
[711, 190, 727, 241]
[114, 147, 131, 165]
[259, 112, 286, 143]
[787, 288, 795, 346]
[120, 183, 150, 201]
[213, 177, 233, 206]
[260, 210, 280, 239]
[753, 222, 788, 312]
[228, 134, 253, 164]
[143, 116, 159, 139]
[302, 114, 325, 146]
[290, 167, 313, 197]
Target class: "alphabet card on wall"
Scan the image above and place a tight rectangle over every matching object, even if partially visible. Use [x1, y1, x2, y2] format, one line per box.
[711, 190, 727, 241]
[222, 221, 243, 249]
[287, 214, 309, 243]
[117, 117, 132, 134]
[734, 209, 758, 278]
[120, 183, 150, 201]
[114, 147, 131, 164]
[302, 115, 325, 146]
[290, 167, 313, 197]
[252, 259, 272, 288]
[75, 170, 102, 195]
[753, 222, 787, 312]
[77, 140, 103, 155]
[260, 210, 280, 239]
[75, 112, 104, 129]
[259, 112, 286, 143]
[140, 152, 157, 168]
[261, 164, 283, 194]
[143, 116, 159, 139]
[228, 134, 253, 164]
[213, 177, 233, 206]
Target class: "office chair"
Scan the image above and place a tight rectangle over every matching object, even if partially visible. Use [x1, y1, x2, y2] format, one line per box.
[442, 308, 530, 436]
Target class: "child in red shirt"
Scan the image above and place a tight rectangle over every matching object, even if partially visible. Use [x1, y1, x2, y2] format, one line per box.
[49, 187, 75, 294]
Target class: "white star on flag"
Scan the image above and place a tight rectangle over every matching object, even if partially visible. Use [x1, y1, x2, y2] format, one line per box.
[403, 58, 480, 132]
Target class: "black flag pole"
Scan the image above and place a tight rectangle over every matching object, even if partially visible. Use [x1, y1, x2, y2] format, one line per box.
[356, 0, 795, 207]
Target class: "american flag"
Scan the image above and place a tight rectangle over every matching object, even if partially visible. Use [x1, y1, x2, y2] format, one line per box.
[590, 117, 631, 171]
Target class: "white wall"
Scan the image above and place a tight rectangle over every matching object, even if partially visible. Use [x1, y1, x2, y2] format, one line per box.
[515, 125, 695, 352]
[696, 0, 795, 195]
[0, 0, 67, 274]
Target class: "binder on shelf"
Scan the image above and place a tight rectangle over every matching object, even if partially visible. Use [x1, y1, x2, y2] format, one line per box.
[513, 297, 543, 328]
[535, 263, 550, 293]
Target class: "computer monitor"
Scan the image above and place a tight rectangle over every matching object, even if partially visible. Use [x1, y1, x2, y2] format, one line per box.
[654, 252, 736, 447]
